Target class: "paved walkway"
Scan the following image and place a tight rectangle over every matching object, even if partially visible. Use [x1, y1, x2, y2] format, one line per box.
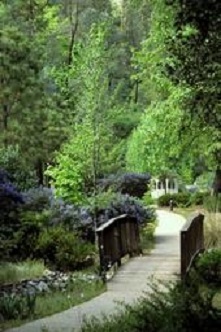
[7, 210, 186, 332]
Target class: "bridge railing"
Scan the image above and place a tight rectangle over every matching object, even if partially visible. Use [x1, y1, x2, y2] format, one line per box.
[180, 213, 204, 279]
[96, 214, 140, 278]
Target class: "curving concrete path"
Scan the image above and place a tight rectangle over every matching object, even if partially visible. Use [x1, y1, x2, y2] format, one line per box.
[7, 210, 186, 332]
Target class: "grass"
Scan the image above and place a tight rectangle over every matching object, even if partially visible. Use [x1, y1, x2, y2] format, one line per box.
[171, 205, 221, 249]
[0, 260, 45, 285]
[0, 278, 106, 331]
[171, 205, 204, 219]
[140, 222, 156, 254]
[204, 211, 221, 249]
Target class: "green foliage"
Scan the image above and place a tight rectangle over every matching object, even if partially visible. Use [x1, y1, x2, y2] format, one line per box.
[190, 191, 210, 206]
[13, 211, 49, 260]
[98, 173, 151, 198]
[0, 260, 45, 285]
[158, 192, 191, 207]
[1, 276, 105, 329]
[0, 146, 37, 190]
[126, 0, 219, 183]
[0, 293, 36, 320]
[165, 0, 221, 175]
[195, 172, 214, 191]
[204, 195, 221, 213]
[195, 249, 221, 286]
[204, 212, 221, 249]
[140, 223, 156, 253]
[142, 192, 155, 206]
[88, 189, 117, 211]
[37, 227, 94, 271]
[46, 24, 117, 204]
[82, 279, 221, 332]
[166, 0, 221, 130]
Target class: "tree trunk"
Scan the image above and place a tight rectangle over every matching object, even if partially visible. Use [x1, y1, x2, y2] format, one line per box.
[134, 79, 139, 104]
[3, 104, 9, 147]
[36, 159, 44, 186]
[212, 168, 221, 196]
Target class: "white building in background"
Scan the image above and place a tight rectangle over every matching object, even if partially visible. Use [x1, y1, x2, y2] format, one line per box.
[151, 178, 178, 199]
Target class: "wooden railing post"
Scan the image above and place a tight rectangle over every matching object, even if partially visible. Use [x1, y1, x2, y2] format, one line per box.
[96, 214, 140, 278]
[180, 213, 204, 279]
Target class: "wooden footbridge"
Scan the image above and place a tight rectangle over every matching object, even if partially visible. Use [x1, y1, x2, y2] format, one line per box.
[8, 210, 205, 332]
[96, 212, 204, 281]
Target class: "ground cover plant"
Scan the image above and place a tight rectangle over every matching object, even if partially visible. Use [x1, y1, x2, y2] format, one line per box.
[82, 249, 221, 332]
[81, 279, 221, 332]
[204, 212, 221, 249]
[0, 260, 45, 285]
[0, 273, 105, 330]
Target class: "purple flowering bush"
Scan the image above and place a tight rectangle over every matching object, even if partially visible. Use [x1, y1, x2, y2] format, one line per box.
[97, 173, 151, 198]
[0, 169, 24, 260]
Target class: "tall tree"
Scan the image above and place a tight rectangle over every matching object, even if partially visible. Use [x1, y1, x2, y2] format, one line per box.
[126, 0, 218, 184]
[165, 0, 221, 193]
[47, 24, 117, 203]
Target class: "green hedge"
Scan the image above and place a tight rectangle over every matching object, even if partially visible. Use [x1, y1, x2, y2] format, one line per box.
[158, 192, 211, 207]
[158, 193, 191, 207]
[190, 192, 210, 206]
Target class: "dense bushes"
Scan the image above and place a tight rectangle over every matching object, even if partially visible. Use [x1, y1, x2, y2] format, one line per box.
[98, 173, 151, 198]
[0, 146, 37, 190]
[83, 249, 221, 332]
[82, 279, 221, 332]
[158, 192, 191, 207]
[158, 191, 211, 207]
[0, 170, 155, 270]
[37, 227, 94, 271]
[0, 170, 24, 260]
[0, 174, 95, 269]
[95, 193, 156, 226]
[190, 191, 210, 205]
[204, 195, 221, 213]
[0, 292, 36, 320]
[195, 249, 221, 286]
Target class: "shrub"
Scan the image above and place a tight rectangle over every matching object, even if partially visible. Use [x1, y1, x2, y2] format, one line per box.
[95, 194, 156, 226]
[82, 280, 221, 332]
[37, 227, 94, 271]
[195, 172, 214, 192]
[195, 249, 221, 285]
[12, 211, 47, 260]
[204, 195, 221, 213]
[140, 223, 156, 253]
[0, 293, 36, 320]
[0, 260, 45, 285]
[158, 192, 191, 207]
[142, 192, 155, 206]
[22, 187, 91, 231]
[97, 173, 151, 198]
[22, 187, 55, 212]
[0, 169, 24, 260]
[204, 212, 221, 249]
[190, 191, 210, 206]
[0, 146, 37, 190]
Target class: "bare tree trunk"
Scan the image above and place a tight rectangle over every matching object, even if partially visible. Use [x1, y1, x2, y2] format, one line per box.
[3, 104, 9, 147]
[67, 1, 79, 67]
[134, 79, 139, 104]
[36, 159, 44, 186]
[213, 168, 221, 196]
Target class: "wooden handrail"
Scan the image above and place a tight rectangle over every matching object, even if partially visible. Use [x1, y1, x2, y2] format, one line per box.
[180, 213, 204, 279]
[96, 214, 140, 279]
